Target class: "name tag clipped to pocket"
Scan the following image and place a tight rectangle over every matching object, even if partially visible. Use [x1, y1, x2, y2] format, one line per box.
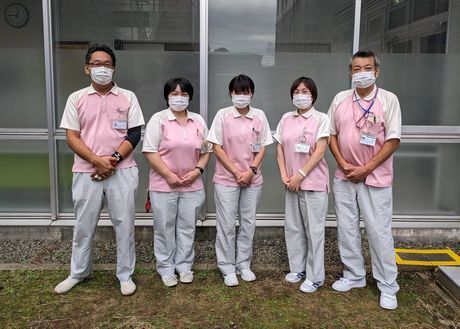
[112, 120, 127, 130]
[250, 143, 261, 152]
[295, 143, 310, 153]
[360, 133, 376, 146]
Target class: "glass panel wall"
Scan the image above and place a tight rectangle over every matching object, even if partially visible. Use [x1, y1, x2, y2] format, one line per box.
[0, 0, 46, 128]
[359, 0, 460, 125]
[393, 143, 460, 216]
[207, 0, 355, 213]
[52, 0, 200, 212]
[0, 140, 50, 212]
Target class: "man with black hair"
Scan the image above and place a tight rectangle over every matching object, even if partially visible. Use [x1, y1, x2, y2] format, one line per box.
[55, 43, 144, 296]
[327, 50, 401, 310]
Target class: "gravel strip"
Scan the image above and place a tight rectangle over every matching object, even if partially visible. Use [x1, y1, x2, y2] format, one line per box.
[1, 236, 459, 269]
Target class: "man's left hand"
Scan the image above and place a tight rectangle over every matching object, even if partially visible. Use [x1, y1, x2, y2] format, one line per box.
[345, 166, 371, 183]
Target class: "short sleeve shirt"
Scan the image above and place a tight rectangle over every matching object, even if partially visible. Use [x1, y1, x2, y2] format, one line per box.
[142, 109, 212, 192]
[207, 106, 273, 187]
[60, 84, 145, 172]
[273, 108, 330, 192]
[327, 86, 402, 187]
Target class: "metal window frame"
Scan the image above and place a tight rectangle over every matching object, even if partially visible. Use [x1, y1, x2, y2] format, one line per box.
[0, 0, 460, 228]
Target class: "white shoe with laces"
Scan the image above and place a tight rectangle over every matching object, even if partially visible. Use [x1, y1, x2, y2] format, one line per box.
[54, 277, 83, 294]
[161, 274, 178, 287]
[300, 279, 323, 293]
[179, 271, 194, 284]
[237, 269, 256, 282]
[120, 279, 136, 296]
[380, 293, 398, 310]
[332, 277, 366, 292]
[224, 273, 239, 287]
[285, 272, 306, 283]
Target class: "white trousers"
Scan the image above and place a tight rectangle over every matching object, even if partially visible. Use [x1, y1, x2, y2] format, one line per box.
[333, 178, 400, 295]
[151, 189, 205, 276]
[214, 184, 262, 276]
[70, 167, 138, 282]
[285, 190, 327, 283]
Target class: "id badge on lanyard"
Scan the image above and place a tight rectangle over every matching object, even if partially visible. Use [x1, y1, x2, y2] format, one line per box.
[196, 127, 210, 152]
[112, 107, 128, 130]
[354, 89, 378, 147]
[295, 126, 310, 153]
[250, 128, 261, 152]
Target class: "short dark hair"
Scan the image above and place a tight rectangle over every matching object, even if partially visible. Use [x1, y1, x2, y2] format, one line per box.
[290, 77, 318, 104]
[85, 43, 116, 67]
[163, 78, 194, 105]
[349, 50, 380, 70]
[228, 74, 255, 94]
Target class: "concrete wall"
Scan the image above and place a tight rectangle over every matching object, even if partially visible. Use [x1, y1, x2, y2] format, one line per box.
[0, 226, 458, 243]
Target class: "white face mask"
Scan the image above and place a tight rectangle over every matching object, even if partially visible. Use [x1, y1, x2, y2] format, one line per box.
[352, 71, 376, 89]
[90, 67, 114, 86]
[232, 94, 251, 109]
[292, 94, 313, 110]
[169, 95, 189, 112]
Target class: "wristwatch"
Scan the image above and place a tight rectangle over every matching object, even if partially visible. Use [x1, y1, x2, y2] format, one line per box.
[195, 166, 204, 174]
[249, 166, 257, 174]
[111, 151, 123, 163]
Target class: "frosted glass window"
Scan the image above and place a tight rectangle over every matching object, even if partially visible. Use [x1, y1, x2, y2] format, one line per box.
[0, 140, 50, 212]
[0, 1, 46, 128]
[360, 0, 460, 125]
[52, 0, 200, 126]
[392, 143, 460, 216]
[207, 0, 354, 213]
[52, 1, 200, 212]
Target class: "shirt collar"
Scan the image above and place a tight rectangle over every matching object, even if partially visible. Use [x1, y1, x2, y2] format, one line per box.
[167, 108, 195, 121]
[354, 84, 378, 101]
[87, 83, 119, 95]
[232, 106, 254, 119]
[294, 107, 316, 119]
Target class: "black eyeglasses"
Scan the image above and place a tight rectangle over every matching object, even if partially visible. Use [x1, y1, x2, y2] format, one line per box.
[88, 62, 114, 69]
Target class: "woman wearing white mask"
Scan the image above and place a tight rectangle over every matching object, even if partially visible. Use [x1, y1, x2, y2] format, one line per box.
[142, 78, 211, 287]
[273, 77, 330, 293]
[207, 74, 273, 286]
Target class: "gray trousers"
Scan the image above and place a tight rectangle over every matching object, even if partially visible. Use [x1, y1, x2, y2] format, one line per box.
[151, 189, 205, 276]
[214, 184, 262, 276]
[70, 167, 138, 282]
[333, 178, 400, 295]
[285, 190, 327, 283]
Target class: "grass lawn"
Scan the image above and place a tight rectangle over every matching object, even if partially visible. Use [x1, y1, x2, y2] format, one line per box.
[0, 269, 458, 329]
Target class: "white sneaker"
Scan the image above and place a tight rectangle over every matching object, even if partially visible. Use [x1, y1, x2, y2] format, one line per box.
[332, 277, 366, 292]
[300, 279, 323, 293]
[380, 293, 398, 310]
[120, 279, 136, 296]
[161, 274, 178, 287]
[54, 277, 83, 294]
[224, 273, 239, 287]
[179, 271, 194, 284]
[237, 269, 256, 282]
[285, 272, 306, 283]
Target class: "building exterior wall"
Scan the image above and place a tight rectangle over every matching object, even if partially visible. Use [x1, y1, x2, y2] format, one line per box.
[0, 0, 459, 229]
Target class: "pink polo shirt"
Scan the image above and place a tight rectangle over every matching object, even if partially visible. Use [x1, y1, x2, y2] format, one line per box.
[327, 86, 402, 187]
[273, 108, 330, 192]
[60, 84, 145, 173]
[207, 106, 273, 187]
[142, 109, 212, 192]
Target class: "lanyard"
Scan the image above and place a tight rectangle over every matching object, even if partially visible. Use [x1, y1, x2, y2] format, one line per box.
[353, 87, 379, 129]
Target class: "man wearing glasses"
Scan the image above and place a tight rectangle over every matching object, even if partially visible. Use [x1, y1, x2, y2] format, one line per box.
[327, 50, 402, 310]
[55, 44, 144, 296]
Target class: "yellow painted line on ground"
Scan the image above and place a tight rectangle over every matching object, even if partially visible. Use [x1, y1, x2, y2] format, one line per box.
[395, 248, 460, 266]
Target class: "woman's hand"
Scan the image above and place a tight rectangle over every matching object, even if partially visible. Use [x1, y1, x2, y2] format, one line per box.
[287, 173, 303, 192]
[181, 169, 201, 186]
[165, 172, 184, 189]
